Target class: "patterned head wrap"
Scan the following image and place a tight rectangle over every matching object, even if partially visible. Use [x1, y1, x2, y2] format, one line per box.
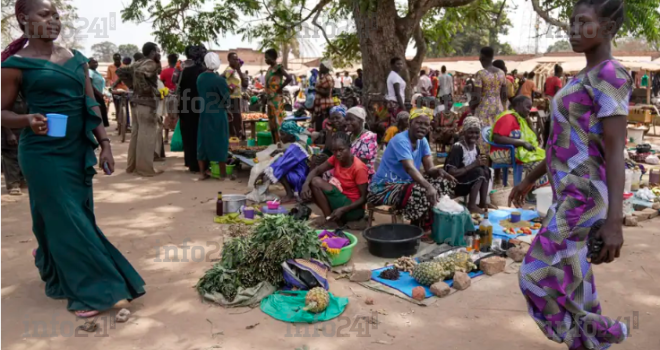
[280, 120, 306, 140]
[329, 105, 347, 118]
[396, 111, 411, 122]
[410, 107, 434, 121]
[347, 106, 367, 121]
[462, 116, 481, 131]
[204, 53, 221, 71]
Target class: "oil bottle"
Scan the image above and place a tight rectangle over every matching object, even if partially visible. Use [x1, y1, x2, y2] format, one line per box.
[216, 191, 224, 216]
[479, 209, 493, 248]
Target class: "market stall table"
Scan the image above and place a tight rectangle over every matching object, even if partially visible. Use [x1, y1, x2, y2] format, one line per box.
[242, 113, 311, 140]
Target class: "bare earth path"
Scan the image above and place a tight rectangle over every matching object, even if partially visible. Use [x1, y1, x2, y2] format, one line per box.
[2, 134, 659, 350]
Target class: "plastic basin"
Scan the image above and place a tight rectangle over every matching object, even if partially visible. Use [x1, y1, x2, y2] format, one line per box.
[210, 162, 234, 178]
[362, 224, 424, 258]
[317, 231, 358, 266]
[533, 186, 554, 217]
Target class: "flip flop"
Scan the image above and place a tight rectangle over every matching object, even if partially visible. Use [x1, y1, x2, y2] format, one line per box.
[74, 310, 100, 318]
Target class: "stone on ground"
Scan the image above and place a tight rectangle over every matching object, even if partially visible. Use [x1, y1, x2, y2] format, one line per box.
[430, 282, 451, 298]
[349, 269, 372, 282]
[480, 256, 506, 276]
[452, 271, 471, 290]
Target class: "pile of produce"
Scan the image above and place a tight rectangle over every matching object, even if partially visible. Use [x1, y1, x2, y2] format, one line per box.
[502, 222, 542, 235]
[378, 267, 400, 280]
[411, 252, 477, 286]
[231, 146, 269, 159]
[242, 112, 267, 121]
[197, 215, 330, 301]
[392, 256, 417, 273]
[214, 213, 257, 225]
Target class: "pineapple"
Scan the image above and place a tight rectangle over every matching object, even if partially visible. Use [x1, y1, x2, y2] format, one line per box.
[303, 287, 330, 313]
[449, 252, 477, 273]
[411, 262, 449, 286]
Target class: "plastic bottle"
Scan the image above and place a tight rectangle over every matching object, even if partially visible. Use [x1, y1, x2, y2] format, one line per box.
[472, 235, 481, 251]
[480, 210, 493, 247]
[465, 233, 474, 251]
[216, 192, 224, 216]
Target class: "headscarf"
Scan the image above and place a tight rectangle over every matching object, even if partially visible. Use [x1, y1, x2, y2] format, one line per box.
[396, 111, 411, 122]
[462, 116, 481, 131]
[204, 52, 221, 71]
[410, 107, 434, 121]
[329, 105, 347, 118]
[321, 59, 333, 71]
[347, 106, 367, 122]
[280, 120, 306, 140]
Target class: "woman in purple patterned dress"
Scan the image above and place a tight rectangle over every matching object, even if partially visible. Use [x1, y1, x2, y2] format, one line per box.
[510, 1, 630, 349]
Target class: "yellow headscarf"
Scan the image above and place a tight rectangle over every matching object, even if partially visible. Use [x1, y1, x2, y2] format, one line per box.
[410, 107, 434, 121]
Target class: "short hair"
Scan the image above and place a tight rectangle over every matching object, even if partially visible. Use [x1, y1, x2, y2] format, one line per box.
[493, 59, 506, 73]
[331, 131, 351, 148]
[523, 72, 528, 78]
[89, 57, 97, 63]
[345, 71, 350, 75]
[265, 48, 278, 59]
[122, 57, 132, 65]
[113, 53, 121, 59]
[441, 66, 447, 73]
[167, 53, 178, 65]
[390, 57, 402, 65]
[420, 70, 426, 76]
[480, 47, 495, 60]
[228, 52, 237, 60]
[576, 0, 625, 36]
[554, 64, 563, 75]
[133, 52, 144, 61]
[511, 69, 518, 75]
[512, 95, 531, 107]
[142, 42, 158, 57]
[357, 69, 362, 73]
[528, 72, 536, 79]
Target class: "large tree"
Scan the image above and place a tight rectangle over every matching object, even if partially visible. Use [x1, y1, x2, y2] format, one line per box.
[117, 44, 140, 59]
[530, 0, 660, 47]
[122, 0, 480, 98]
[91, 41, 118, 62]
[545, 40, 571, 53]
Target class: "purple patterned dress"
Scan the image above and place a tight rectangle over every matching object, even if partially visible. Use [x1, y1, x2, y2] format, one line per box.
[519, 60, 632, 350]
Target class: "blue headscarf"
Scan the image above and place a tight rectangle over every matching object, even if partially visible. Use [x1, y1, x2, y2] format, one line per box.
[329, 105, 347, 118]
[280, 120, 306, 140]
[309, 69, 319, 88]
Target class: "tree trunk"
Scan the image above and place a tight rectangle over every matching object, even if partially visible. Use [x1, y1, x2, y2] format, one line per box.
[353, 1, 417, 101]
[281, 41, 289, 69]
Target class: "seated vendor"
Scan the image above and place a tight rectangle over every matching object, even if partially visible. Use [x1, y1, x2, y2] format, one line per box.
[383, 111, 410, 145]
[302, 132, 369, 227]
[345, 106, 378, 177]
[367, 107, 456, 227]
[444, 117, 491, 214]
[260, 121, 311, 203]
[490, 95, 548, 186]
[323, 105, 348, 156]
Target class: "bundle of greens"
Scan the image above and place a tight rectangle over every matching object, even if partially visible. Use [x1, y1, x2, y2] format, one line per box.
[196, 215, 330, 301]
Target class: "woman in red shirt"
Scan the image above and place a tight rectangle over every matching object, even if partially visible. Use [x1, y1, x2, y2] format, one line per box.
[544, 65, 563, 97]
[302, 132, 369, 227]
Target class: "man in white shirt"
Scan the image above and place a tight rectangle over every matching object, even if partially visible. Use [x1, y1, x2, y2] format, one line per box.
[334, 72, 343, 93]
[343, 71, 353, 89]
[437, 65, 454, 112]
[387, 57, 406, 116]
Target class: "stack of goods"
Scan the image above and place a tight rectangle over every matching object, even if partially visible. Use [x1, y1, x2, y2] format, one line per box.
[501, 218, 542, 235]
[197, 215, 330, 301]
[318, 230, 350, 257]
[411, 252, 477, 286]
[242, 112, 267, 121]
[231, 145, 269, 158]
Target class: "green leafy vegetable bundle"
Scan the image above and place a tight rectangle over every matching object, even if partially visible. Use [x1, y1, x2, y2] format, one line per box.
[196, 215, 329, 301]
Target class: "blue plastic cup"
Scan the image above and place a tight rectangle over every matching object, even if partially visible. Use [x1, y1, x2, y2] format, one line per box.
[45, 113, 68, 137]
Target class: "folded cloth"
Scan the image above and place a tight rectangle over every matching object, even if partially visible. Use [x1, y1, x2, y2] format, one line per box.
[318, 230, 350, 249]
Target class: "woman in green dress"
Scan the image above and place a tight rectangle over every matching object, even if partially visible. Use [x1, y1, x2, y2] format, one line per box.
[196, 52, 230, 180]
[1, 0, 145, 317]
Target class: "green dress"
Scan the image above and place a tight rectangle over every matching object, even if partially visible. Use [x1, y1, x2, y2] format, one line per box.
[2, 50, 145, 311]
[196, 71, 229, 162]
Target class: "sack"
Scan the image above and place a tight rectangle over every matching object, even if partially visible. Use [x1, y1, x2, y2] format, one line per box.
[170, 120, 183, 152]
[645, 155, 660, 165]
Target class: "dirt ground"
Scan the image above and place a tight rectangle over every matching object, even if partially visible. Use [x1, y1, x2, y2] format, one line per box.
[2, 131, 660, 350]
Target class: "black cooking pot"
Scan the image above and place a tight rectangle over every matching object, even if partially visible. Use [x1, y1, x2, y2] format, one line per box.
[637, 143, 652, 154]
[362, 224, 424, 258]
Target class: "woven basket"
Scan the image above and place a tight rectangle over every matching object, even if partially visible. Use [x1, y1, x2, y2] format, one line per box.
[490, 188, 513, 207]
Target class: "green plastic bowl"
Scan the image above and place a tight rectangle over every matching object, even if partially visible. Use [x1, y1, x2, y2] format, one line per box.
[318, 231, 358, 266]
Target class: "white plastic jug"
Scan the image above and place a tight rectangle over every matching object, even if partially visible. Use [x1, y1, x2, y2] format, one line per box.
[533, 186, 554, 217]
[624, 169, 633, 193]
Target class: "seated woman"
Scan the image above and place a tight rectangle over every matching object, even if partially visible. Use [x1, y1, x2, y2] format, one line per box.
[489, 95, 547, 186]
[368, 108, 456, 227]
[383, 111, 410, 145]
[444, 117, 491, 214]
[302, 132, 369, 227]
[322, 105, 348, 156]
[261, 121, 311, 202]
[344, 106, 378, 177]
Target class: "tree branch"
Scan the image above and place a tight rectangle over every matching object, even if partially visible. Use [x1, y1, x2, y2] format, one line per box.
[408, 23, 427, 72]
[270, 0, 332, 30]
[311, 8, 340, 55]
[531, 0, 568, 30]
[404, 0, 477, 38]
